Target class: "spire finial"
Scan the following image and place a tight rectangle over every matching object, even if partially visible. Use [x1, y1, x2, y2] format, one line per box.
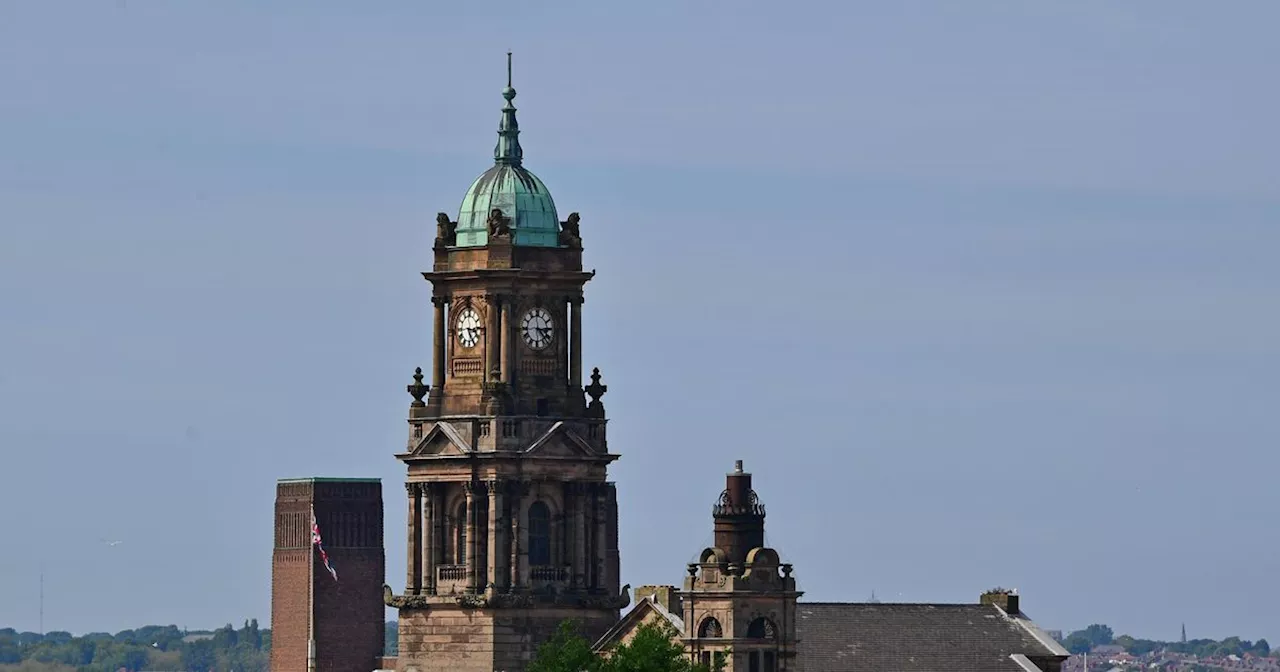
[494, 52, 523, 166]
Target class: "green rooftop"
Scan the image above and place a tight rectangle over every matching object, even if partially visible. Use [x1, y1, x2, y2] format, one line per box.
[452, 54, 561, 248]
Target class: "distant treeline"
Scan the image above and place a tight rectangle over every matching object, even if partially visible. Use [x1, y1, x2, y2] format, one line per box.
[11, 618, 1271, 671]
[0, 620, 268, 672]
[1061, 623, 1275, 659]
[1, 620, 399, 672]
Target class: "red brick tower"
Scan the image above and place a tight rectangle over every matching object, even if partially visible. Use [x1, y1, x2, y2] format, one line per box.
[271, 478, 386, 672]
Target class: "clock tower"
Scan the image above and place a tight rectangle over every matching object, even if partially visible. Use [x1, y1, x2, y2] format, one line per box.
[384, 55, 627, 672]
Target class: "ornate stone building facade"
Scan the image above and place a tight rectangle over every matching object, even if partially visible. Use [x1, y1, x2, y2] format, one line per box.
[381, 55, 627, 672]
[593, 462, 1070, 672]
[681, 461, 801, 671]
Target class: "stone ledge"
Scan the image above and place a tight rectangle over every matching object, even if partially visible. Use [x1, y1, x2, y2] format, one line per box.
[384, 584, 630, 611]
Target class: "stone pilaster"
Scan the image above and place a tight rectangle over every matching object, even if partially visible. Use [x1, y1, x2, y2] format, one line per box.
[571, 482, 586, 589]
[605, 482, 620, 595]
[421, 483, 436, 595]
[406, 481, 421, 593]
[570, 297, 583, 390]
[509, 481, 526, 590]
[500, 298, 513, 383]
[464, 481, 478, 593]
[486, 479, 505, 593]
[594, 482, 607, 592]
[484, 295, 500, 384]
[432, 486, 445, 593]
[431, 297, 447, 391]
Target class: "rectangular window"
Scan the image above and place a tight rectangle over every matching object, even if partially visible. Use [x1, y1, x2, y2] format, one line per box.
[764, 651, 776, 672]
[749, 652, 760, 672]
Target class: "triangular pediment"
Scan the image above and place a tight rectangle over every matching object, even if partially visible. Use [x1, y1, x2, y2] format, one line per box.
[593, 597, 681, 653]
[524, 421, 595, 457]
[410, 422, 471, 456]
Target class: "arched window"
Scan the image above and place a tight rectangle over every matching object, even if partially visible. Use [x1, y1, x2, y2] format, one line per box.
[746, 617, 776, 640]
[453, 502, 467, 565]
[698, 616, 723, 639]
[528, 501, 551, 566]
[746, 618, 778, 672]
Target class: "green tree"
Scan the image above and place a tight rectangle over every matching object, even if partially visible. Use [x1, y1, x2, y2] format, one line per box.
[1062, 634, 1092, 655]
[1063, 623, 1113, 653]
[43, 632, 73, 646]
[527, 620, 601, 672]
[180, 638, 217, 671]
[604, 621, 720, 672]
[528, 619, 720, 672]
[85, 640, 150, 672]
[1080, 624, 1113, 646]
[0, 636, 21, 664]
[211, 623, 239, 649]
[238, 619, 263, 650]
[223, 640, 269, 670]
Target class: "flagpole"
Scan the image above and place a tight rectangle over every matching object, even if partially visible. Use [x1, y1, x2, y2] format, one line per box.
[308, 505, 317, 672]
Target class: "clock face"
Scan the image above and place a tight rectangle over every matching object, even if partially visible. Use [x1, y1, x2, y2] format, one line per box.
[521, 307, 554, 350]
[456, 308, 481, 348]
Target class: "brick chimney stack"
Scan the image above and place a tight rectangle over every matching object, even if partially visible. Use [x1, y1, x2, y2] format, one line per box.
[980, 589, 1020, 615]
[712, 460, 766, 568]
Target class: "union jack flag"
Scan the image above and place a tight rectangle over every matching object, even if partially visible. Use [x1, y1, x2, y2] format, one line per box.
[311, 507, 338, 582]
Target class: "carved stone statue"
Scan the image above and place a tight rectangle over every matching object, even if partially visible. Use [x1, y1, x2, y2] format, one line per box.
[558, 212, 582, 248]
[487, 208, 512, 239]
[435, 212, 457, 246]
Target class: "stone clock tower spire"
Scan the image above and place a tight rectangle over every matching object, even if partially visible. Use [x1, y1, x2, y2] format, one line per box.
[385, 55, 626, 672]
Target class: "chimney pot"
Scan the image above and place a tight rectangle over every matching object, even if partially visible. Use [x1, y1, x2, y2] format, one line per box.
[734, 460, 744, 473]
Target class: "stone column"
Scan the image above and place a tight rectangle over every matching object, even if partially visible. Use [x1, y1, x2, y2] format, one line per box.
[432, 487, 445, 593]
[508, 482, 524, 590]
[487, 480, 505, 593]
[421, 483, 435, 595]
[406, 482, 421, 594]
[605, 482, 620, 596]
[500, 298, 513, 382]
[464, 482, 478, 593]
[485, 295, 500, 383]
[570, 297, 583, 390]
[571, 483, 586, 589]
[431, 297, 447, 389]
[594, 483, 607, 592]
[521, 486, 533, 586]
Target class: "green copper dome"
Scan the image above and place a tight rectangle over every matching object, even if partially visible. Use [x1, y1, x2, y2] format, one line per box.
[453, 56, 560, 248]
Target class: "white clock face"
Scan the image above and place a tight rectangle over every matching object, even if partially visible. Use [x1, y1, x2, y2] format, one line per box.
[456, 308, 481, 348]
[521, 307, 554, 350]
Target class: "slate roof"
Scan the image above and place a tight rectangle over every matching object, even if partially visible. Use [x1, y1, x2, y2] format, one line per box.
[793, 603, 1067, 672]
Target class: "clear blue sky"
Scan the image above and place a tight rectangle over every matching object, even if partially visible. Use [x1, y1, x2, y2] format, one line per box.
[1, 0, 1277, 643]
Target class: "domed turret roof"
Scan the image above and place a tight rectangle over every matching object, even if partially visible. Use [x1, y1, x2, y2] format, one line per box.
[452, 55, 560, 248]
